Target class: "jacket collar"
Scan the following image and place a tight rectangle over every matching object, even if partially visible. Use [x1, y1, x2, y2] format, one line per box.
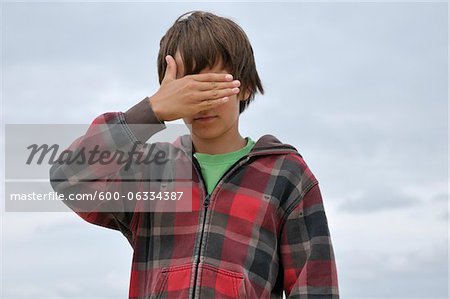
[174, 133, 299, 158]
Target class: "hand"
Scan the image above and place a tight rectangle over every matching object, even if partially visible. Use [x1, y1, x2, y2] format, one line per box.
[149, 55, 241, 122]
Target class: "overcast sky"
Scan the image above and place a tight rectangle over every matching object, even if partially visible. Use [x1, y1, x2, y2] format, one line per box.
[1, 2, 448, 298]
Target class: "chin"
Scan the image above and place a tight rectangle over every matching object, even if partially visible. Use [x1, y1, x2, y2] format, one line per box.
[191, 127, 224, 140]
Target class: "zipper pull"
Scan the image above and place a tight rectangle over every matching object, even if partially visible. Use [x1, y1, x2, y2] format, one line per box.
[204, 194, 211, 207]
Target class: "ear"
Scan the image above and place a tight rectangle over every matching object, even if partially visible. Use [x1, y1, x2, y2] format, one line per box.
[239, 88, 251, 102]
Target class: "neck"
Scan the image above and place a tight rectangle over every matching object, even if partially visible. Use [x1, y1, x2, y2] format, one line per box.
[192, 130, 247, 155]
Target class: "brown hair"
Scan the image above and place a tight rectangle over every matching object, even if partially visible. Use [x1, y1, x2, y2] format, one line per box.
[157, 10, 264, 114]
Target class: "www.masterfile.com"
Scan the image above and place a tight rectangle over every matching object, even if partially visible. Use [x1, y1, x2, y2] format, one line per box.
[9, 191, 185, 201]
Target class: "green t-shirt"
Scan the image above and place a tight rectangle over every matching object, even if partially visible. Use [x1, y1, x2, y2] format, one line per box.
[193, 137, 256, 195]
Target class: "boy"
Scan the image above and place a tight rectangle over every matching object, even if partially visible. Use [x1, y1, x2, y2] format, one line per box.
[50, 10, 339, 299]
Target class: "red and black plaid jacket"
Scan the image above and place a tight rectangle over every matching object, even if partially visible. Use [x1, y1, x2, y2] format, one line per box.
[49, 97, 339, 299]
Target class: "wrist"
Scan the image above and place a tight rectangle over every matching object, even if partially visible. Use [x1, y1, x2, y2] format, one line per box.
[147, 96, 165, 122]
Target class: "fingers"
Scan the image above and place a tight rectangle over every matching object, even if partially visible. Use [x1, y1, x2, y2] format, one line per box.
[178, 71, 240, 113]
[191, 72, 234, 82]
[199, 97, 231, 109]
[162, 55, 177, 83]
[196, 79, 240, 91]
[196, 86, 240, 102]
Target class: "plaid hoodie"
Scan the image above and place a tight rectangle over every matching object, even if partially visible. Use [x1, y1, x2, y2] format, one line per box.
[49, 97, 339, 299]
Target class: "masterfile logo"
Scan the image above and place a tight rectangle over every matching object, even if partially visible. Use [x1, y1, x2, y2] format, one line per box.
[4, 123, 194, 213]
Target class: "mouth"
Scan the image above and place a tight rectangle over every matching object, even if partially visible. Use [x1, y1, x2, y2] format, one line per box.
[193, 116, 218, 122]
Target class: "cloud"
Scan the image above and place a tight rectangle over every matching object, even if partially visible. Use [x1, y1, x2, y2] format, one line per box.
[337, 241, 448, 298]
[2, 212, 132, 297]
[338, 185, 422, 213]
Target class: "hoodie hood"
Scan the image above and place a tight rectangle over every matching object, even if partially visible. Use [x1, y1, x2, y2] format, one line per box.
[174, 133, 300, 158]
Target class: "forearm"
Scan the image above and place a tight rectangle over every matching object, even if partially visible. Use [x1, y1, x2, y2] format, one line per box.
[124, 96, 166, 143]
[49, 97, 167, 207]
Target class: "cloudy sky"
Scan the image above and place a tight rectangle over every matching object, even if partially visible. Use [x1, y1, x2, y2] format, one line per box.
[1, 1, 448, 298]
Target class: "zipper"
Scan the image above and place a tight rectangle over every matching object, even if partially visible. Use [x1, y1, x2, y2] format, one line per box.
[189, 154, 251, 299]
[203, 193, 211, 207]
[191, 192, 209, 296]
[187, 147, 294, 298]
[190, 155, 209, 299]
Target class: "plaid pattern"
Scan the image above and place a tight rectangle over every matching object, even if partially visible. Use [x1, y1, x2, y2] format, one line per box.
[49, 111, 339, 299]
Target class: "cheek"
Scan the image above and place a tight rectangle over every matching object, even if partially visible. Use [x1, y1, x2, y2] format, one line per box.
[219, 96, 240, 113]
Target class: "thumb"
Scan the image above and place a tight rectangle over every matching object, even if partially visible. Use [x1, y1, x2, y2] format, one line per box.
[162, 55, 177, 83]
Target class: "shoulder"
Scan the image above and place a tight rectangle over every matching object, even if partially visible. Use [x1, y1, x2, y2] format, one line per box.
[262, 143, 319, 214]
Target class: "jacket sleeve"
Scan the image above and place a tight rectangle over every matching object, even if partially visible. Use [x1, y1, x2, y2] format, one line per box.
[280, 182, 339, 298]
[49, 97, 166, 246]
